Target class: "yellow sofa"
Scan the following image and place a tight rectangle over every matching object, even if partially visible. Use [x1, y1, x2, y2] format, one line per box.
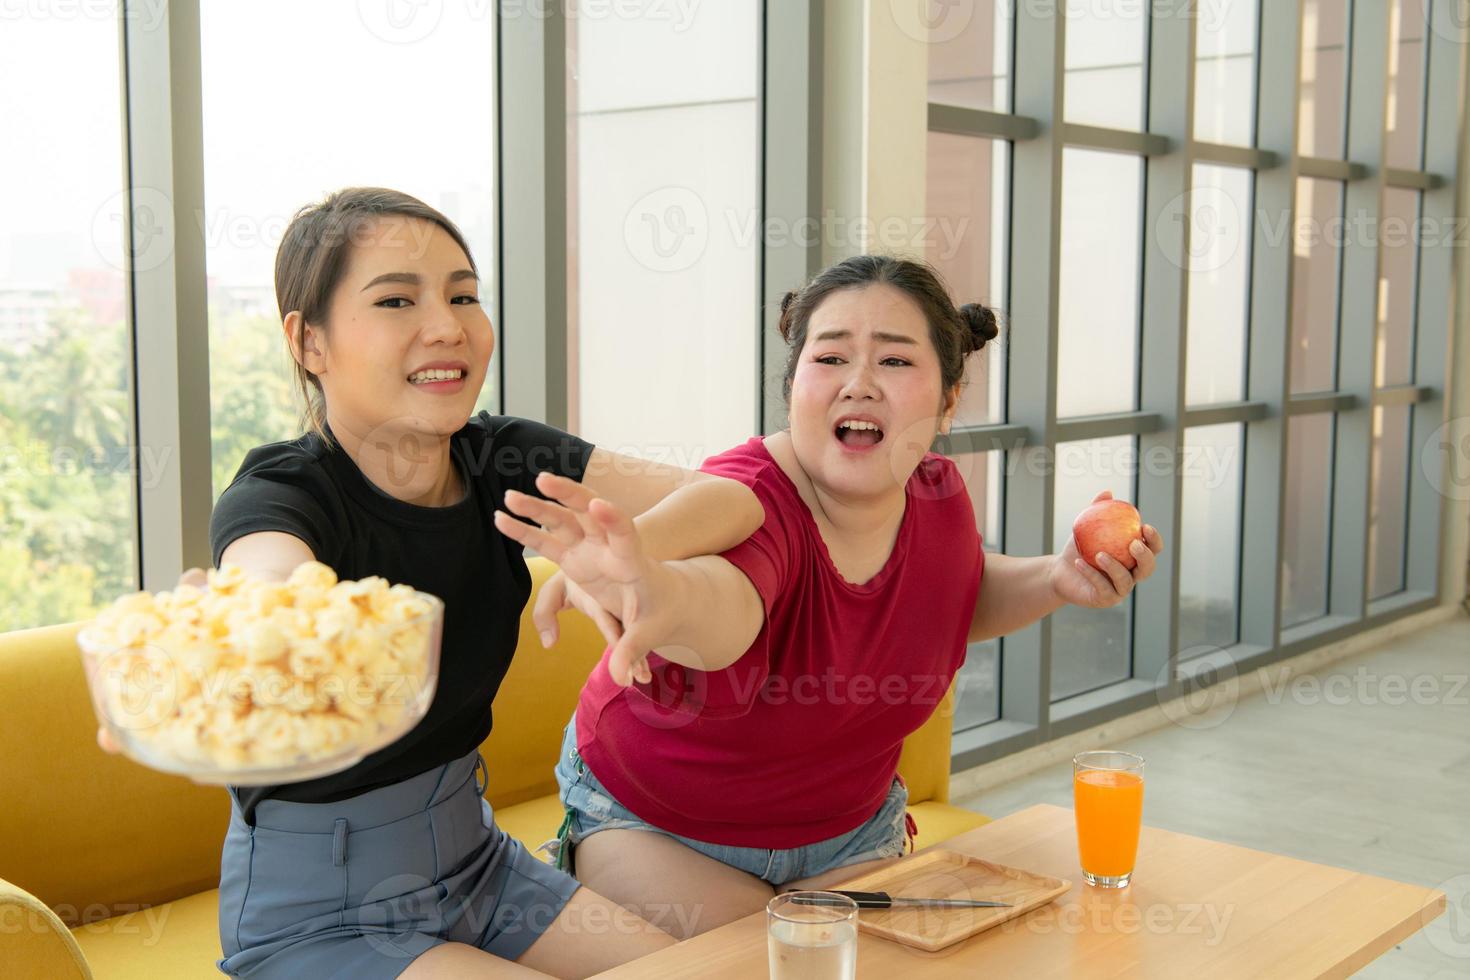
[0, 558, 989, 979]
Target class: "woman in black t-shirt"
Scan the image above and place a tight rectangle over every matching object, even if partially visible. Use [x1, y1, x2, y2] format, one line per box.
[101, 188, 760, 979]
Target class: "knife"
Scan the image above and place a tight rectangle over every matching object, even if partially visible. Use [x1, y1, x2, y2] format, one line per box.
[793, 890, 1012, 910]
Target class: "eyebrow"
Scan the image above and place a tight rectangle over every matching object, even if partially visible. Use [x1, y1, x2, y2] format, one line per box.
[812, 329, 919, 346]
[360, 269, 479, 291]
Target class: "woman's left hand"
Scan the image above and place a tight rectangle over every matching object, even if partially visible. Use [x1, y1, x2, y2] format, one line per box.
[1048, 491, 1165, 609]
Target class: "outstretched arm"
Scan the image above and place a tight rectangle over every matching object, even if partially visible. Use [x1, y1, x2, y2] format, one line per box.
[969, 491, 1165, 643]
[580, 448, 764, 558]
[495, 472, 766, 685]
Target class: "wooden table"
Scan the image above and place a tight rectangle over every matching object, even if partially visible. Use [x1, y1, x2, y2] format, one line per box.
[592, 803, 1447, 979]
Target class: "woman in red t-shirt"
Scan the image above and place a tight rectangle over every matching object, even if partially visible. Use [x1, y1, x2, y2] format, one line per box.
[496, 255, 1164, 938]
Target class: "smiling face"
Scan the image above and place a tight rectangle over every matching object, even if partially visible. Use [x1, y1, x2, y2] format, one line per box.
[294, 215, 493, 444]
[788, 283, 959, 500]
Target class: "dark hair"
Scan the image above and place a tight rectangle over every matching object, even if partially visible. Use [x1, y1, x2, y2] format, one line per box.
[776, 255, 1000, 403]
[274, 187, 478, 445]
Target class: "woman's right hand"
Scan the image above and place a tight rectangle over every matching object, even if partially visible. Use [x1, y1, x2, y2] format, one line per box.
[96, 566, 209, 755]
[494, 472, 674, 686]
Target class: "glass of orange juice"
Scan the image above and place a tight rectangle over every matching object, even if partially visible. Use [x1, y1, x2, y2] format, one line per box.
[1073, 750, 1145, 888]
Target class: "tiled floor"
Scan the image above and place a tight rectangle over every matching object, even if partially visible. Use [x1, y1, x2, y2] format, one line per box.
[954, 613, 1470, 978]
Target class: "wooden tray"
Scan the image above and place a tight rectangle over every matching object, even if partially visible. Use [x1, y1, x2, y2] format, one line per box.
[833, 849, 1070, 952]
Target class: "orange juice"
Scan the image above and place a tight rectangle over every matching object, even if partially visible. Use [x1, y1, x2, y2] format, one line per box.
[1074, 768, 1144, 880]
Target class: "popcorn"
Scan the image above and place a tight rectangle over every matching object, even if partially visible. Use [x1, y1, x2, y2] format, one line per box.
[81, 562, 440, 776]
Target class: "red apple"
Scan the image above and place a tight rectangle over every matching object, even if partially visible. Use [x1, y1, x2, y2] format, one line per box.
[1072, 499, 1144, 571]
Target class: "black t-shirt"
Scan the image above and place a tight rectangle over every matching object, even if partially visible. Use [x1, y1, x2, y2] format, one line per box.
[209, 412, 594, 824]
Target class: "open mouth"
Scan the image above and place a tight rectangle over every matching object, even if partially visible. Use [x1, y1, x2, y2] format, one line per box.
[834, 418, 885, 449]
[408, 368, 465, 386]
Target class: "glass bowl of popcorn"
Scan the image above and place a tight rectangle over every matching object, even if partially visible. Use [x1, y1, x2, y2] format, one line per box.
[77, 562, 443, 786]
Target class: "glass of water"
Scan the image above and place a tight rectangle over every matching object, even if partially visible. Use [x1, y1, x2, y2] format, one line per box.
[767, 891, 858, 980]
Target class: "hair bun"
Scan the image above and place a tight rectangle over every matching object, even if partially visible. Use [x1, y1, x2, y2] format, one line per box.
[960, 303, 999, 353]
[777, 289, 800, 342]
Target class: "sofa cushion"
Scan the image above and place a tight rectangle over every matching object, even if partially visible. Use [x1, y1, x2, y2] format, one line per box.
[908, 801, 991, 854]
[492, 794, 569, 861]
[70, 887, 222, 980]
[0, 623, 229, 925]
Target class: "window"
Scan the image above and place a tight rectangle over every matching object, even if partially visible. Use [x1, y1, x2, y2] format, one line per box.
[199, 0, 499, 497]
[951, 452, 1004, 730]
[565, 1, 760, 466]
[1290, 178, 1346, 394]
[0, 13, 135, 631]
[1368, 405, 1412, 599]
[1052, 437, 1136, 701]
[926, 132, 1009, 426]
[1282, 413, 1336, 628]
[1185, 165, 1253, 405]
[1058, 149, 1142, 418]
[1298, 0, 1350, 158]
[1178, 424, 1244, 653]
[1376, 189, 1422, 387]
[926, 0, 1013, 112]
[1385, 0, 1429, 170]
[1194, 0, 1259, 146]
[1064, 0, 1147, 130]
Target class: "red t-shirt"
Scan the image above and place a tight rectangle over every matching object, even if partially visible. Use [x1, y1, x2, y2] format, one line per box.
[573, 437, 984, 848]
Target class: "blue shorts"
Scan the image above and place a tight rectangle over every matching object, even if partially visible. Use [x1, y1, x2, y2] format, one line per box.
[547, 720, 912, 888]
[217, 749, 580, 979]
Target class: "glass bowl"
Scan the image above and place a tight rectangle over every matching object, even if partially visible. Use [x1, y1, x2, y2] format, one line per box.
[78, 592, 442, 786]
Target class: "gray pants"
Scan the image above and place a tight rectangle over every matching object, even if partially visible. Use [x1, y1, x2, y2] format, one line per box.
[216, 749, 580, 978]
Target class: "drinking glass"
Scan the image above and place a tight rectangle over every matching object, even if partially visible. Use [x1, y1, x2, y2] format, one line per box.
[1073, 750, 1145, 888]
[767, 891, 858, 980]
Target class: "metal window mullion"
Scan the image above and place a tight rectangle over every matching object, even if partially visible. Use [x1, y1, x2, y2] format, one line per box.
[1182, 400, 1271, 427]
[927, 103, 1041, 142]
[1404, 5, 1464, 597]
[1061, 123, 1171, 156]
[935, 423, 1030, 455]
[497, 5, 568, 428]
[1238, 0, 1304, 649]
[1191, 141, 1281, 171]
[1287, 390, 1359, 413]
[1052, 411, 1165, 442]
[999, 2, 1066, 742]
[1371, 382, 1434, 406]
[1133, 0, 1194, 688]
[1328, 0, 1391, 621]
[761, 0, 822, 434]
[1384, 167, 1444, 190]
[1298, 156, 1372, 180]
[121, 0, 211, 591]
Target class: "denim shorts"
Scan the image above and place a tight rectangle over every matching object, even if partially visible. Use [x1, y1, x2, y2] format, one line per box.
[546, 720, 913, 888]
[216, 749, 580, 979]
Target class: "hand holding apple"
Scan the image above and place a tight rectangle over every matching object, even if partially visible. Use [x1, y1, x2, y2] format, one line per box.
[1049, 491, 1164, 609]
[1074, 498, 1144, 571]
